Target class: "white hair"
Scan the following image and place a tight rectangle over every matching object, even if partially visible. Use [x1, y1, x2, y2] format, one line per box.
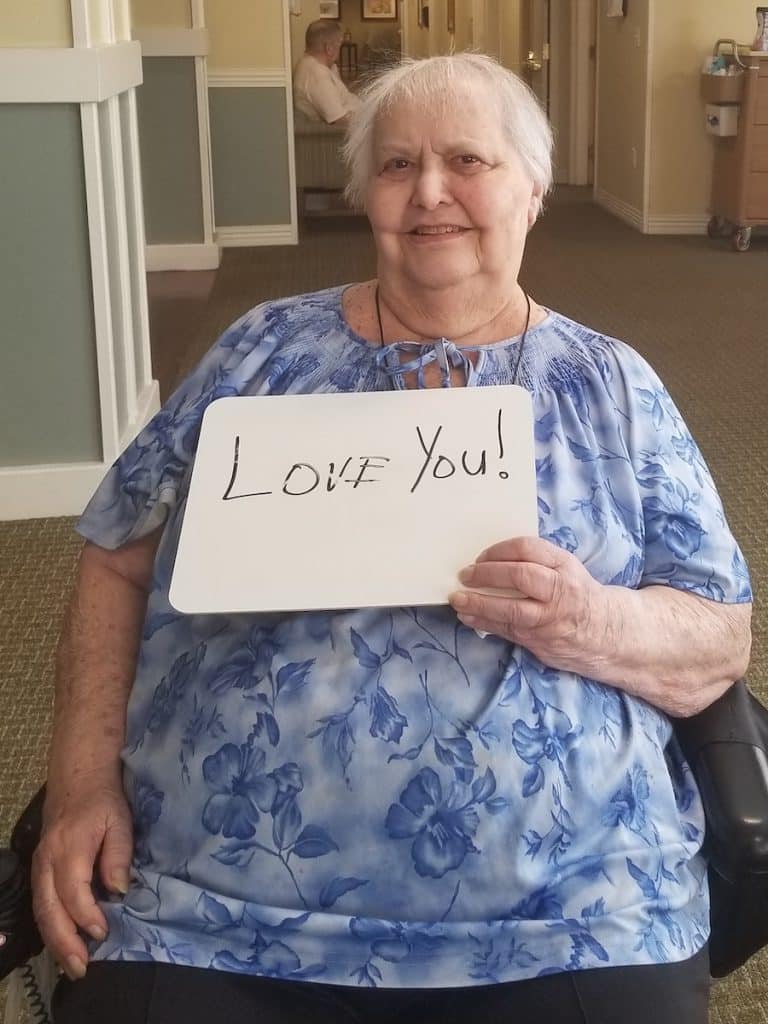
[343, 53, 554, 212]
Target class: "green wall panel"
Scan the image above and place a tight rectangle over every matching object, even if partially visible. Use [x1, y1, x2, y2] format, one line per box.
[0, 104, 101, 466]
[209, 87, 291, 226]
[137, 57, 205, 244]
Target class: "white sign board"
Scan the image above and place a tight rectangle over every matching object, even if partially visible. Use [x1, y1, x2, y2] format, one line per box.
[169, 386, 537, 614]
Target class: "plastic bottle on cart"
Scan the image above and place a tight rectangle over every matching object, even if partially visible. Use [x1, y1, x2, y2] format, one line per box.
[754, 7, 768, 51]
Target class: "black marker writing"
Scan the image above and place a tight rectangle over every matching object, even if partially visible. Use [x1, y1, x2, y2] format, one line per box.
[410, 425, 443, 493]
[222, 436, 391, 501]
[222, 408, 509, 502]
[497, 408, 508, 479]
[283, 463, 320, 495]
[222, 435, 273, 500]
[326, 457, 352, 492]
[410, 409, 506, 492]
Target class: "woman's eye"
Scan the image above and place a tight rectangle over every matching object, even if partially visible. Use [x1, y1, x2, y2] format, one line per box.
[382, 158, 411, 173]
[456, 154, 482, 167]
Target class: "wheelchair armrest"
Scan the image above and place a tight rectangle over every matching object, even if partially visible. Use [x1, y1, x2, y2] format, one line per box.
[674, 681, 768, 882]
[0, 786, 45, 981]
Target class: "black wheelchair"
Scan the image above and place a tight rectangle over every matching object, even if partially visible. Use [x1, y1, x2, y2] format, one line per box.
[2, 680, 767, 1022]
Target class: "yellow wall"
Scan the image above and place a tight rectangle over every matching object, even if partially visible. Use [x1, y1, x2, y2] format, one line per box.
[498, 0, 521, 72]
[427, 0, 451, 55]
[452, 0, 473, 51]
[0, 2, 73, 47]
[207, 0, 284, 69]
[405, 0, 429, 58]
[649, 0, 757, 218]
[595, 0, 649, 212]
[130, 0, 192, 31]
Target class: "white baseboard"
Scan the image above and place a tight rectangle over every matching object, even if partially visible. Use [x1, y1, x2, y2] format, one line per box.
[145, 243, 221, 271]
[593, 190, 710, 236]
[593, 187, 645, 232]
[0, 380, 160, 521]
[645, 215, 709, 235]
[215, 225, 297, 247]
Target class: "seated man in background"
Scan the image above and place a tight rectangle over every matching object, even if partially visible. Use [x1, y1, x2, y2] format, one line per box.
[293, 19, 361, 126]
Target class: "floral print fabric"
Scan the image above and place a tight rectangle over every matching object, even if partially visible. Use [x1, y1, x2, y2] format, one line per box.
[76, 286, 751, 987]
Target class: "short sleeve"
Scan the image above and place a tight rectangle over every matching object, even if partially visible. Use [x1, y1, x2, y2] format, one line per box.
[76, 305, 278, 550]
[306, 66, 347, 123]
[609, 342, 751, 603]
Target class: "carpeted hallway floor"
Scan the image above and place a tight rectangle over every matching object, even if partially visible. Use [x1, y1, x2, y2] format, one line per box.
[0, 188, 765, 1022]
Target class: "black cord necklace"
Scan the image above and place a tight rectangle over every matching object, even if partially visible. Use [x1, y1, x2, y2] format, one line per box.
[374, 283, 531, 386]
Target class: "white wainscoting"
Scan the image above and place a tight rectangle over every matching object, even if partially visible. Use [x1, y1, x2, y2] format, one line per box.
[0, 0, 160, 521]
[0, 380, 159, 520]
[146, 243, 221, 271]
[208, 7, 298, 248]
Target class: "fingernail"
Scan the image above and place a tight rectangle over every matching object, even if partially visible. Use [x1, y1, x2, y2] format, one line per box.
[458, 566, 475, 584]
[65, 955, 87, 981]
[459, 614, 477, 626]
[89, 925, 107, 942]
[451, 591, 469, 609]
[111, 871, 130, 895]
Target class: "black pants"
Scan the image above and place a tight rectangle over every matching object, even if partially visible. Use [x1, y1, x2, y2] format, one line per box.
[52, 946, 710, 1024]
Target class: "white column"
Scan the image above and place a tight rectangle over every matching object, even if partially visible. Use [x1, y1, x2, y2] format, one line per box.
[72, 0, 159, 468]
[0, 2, 159, 518]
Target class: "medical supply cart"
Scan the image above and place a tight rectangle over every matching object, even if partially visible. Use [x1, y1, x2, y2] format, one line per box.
[703, 40, 768, 251]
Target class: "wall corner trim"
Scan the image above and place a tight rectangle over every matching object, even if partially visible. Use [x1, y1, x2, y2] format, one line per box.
[145, 243, 221, 271]
[594, 188, 645, 233]
[0, 41, 143, 103]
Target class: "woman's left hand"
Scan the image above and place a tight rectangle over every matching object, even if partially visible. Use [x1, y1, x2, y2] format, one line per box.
[449, 536, 610, 677]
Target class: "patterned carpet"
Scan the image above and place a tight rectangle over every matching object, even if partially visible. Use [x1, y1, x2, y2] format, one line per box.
[1, 189, 765, 1021]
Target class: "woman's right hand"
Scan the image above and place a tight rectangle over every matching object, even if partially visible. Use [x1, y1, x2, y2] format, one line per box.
[31, 774, 134, 980]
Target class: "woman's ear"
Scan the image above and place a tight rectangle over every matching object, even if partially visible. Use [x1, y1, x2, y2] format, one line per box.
[527, 183, 544, 229]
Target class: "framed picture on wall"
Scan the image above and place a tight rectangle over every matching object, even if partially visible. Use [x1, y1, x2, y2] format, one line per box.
[319, 0, 341, 18]
[361, 0, 397, 21]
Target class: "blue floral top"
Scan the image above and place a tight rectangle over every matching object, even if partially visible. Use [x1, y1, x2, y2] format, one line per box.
[77, 285, 751, 987]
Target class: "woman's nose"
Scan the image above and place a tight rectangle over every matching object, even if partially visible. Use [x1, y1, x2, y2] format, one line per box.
[410, 166, 451, 210]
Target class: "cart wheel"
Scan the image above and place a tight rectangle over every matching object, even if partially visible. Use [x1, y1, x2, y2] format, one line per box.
[732, 227, 752, 252]
[707, 216, 728, 238]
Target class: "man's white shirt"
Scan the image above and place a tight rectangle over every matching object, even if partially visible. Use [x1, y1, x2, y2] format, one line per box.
[293, 54, 361, 124]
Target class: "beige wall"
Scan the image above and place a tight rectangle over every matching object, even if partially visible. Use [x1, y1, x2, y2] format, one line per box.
[498, 0, 521, 72]
[0, 1, 73, 47]
[130, 0, 192, 30]
[452, 0, 473, 51]
[405, 0, 429, 58]
[549, 0, 572, 181]
[595, 0, 649, 212]
[427, 0, 451, 55]
[649, 0, 757, 218]
[207, 0, 284, 69]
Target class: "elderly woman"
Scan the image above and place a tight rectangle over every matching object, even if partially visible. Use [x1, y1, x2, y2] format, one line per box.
[37, 55, 750, 1024]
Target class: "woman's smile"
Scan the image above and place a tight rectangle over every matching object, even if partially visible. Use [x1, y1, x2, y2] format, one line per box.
[407, 223, 472, 242]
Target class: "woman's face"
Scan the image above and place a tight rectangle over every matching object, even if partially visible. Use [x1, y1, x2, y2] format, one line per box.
[365, 89, 542, 294]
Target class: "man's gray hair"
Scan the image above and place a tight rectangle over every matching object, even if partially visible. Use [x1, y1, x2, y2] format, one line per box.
[343, 53, 553, 212]
[305, 19, 343, 52]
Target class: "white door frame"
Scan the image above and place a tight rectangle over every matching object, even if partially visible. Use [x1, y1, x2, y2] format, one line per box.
[568, 0, 594, 185]
[484, 0, 594, 185]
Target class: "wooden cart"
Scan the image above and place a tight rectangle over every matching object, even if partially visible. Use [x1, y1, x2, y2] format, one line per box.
[704, 40, 768, 251]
